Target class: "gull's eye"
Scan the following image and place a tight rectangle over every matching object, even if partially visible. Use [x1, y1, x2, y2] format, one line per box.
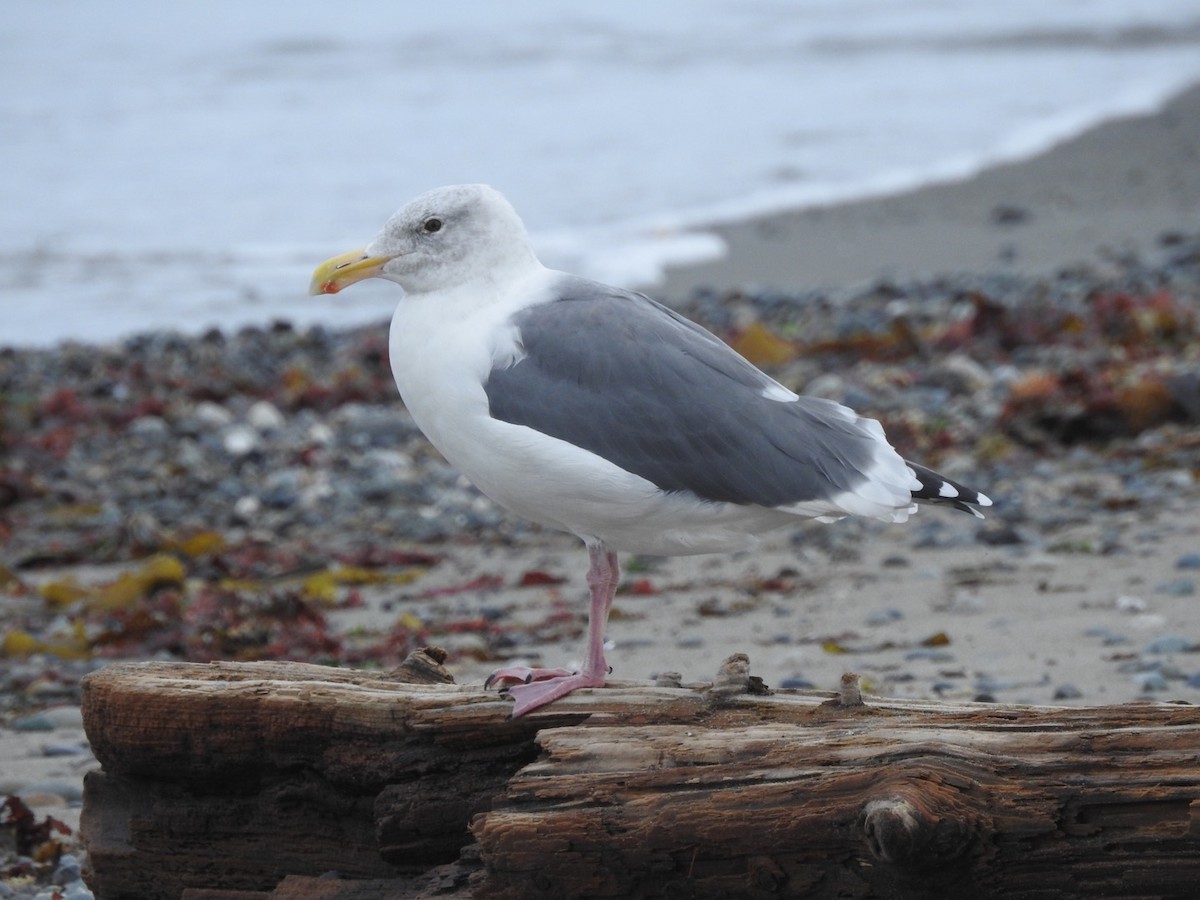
[421, 217, 443, 234]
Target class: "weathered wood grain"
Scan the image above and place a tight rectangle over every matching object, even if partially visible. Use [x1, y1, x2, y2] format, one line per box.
[79, 655, 1200, 899]
[475, 713, 1200, 898]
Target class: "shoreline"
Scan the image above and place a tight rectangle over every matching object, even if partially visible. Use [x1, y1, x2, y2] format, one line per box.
[655, 82, 1200, 298]
[4, 84, 1196, 352]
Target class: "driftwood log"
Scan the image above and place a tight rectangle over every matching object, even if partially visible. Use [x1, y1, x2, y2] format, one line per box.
[80, 651, 1200, 899]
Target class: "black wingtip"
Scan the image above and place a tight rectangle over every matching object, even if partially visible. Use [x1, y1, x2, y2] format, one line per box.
[906, 461, 992, 517]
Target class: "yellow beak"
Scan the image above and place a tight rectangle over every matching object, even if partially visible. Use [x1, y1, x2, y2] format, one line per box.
[309, 248, 390, 296]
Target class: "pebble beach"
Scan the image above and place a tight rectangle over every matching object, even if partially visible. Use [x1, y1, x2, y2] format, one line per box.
[3, 89, 1200, 897]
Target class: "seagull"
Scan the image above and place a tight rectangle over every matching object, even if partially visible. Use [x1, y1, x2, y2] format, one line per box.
[310, 184, 991, 716]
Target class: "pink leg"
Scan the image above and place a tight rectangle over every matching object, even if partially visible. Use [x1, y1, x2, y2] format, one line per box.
[486, 543, 619, 717]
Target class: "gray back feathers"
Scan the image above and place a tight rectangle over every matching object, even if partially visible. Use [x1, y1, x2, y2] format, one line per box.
[483, 278, 885, 508]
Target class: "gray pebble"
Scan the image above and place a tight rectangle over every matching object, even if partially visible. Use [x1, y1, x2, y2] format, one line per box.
[41, 742, 88, 757]
[910, 520, 974, 549]
[1083, 626, 1129, 646]
[865, 607, 904, 626]
[1132, 672, 1169, 692]
[1144, 635, 1194, 655]
[1116, 594, 1147, 614]
[615, 638, 657, 650]
[247, 399, 286, 431]
[355, 466, 412, 502]
[1053, 683, 1083, 700]
[905, 648, 955, 662]
[779, 676, 814, 689]
[232, 494, 261, 520]
[1155, 578, 1196, 596]
[1159, 663, 1189, 681]
[974, 677, 1014, 693]
[1176, 553, 1200, 570]
[175, 438, 206, 470]
[976, 523, 1026, 546]
[334, 404, 416, 448]
[127, 415, 169, 439]
[221, 423, 261, 456]
[260, 468, 304, 508]
[12, 712, 56, 732]
[53, 854, 82, 885]
[1117, 658, 1161, 674]
[41, 706, 84, 728]
[193, 400, 234, 428]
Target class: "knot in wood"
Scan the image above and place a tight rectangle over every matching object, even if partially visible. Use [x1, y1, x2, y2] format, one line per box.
[749, 855, 787, 892]
[863, 798, 923, 864]
[861, 791, 974, 868]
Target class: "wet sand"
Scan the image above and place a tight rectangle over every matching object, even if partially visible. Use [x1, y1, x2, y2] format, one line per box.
[657, 84, 1200, 297]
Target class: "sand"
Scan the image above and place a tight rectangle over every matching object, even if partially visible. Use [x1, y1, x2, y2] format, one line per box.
[656, 83, 1200, 298]
[382, 516, 1200, 709]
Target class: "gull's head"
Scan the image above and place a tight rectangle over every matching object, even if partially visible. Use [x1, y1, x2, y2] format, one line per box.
[309, 184, 537, 297]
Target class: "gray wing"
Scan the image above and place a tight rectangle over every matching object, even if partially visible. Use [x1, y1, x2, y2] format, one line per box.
[483, 276, 884, 508]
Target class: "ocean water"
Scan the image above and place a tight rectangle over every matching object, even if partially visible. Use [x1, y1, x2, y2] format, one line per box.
[4, 0, 1200, 347]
